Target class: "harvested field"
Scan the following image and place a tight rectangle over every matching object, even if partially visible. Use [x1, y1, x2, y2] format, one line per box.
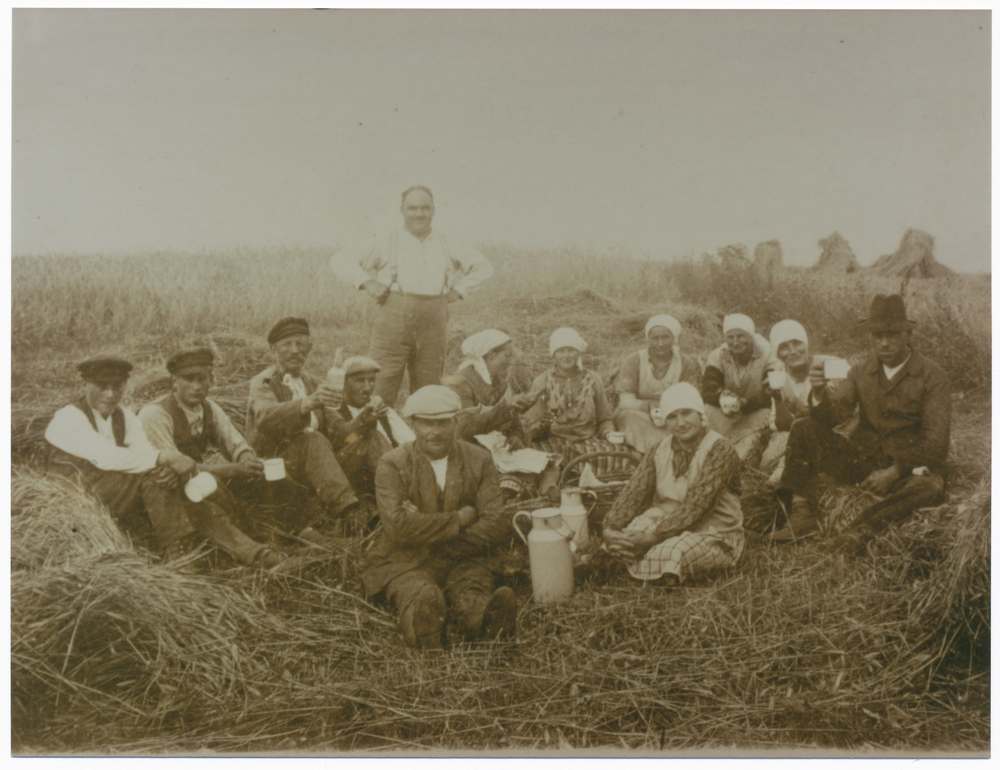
[10, 247, 990, 754]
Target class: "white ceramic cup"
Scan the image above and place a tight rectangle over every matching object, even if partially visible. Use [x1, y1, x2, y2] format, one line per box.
[263, 458, 286, 481]
[184, 471, 218, 503]
[327, 367, 345, 390]
[650, 407, 667, 428]
[607, 431, 626, 445]
[767, 370, 786, 390]
[824, 359, 852, 380]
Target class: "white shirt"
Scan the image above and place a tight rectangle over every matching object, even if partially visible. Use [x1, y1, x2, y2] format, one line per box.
[331, 227, 493, 298]
[883, 353, 911, 382]
[284, 373, 319, 431]
[346, 404, 417, 445]
[429, 456, 449, 491]
[45, 403, 161, 473]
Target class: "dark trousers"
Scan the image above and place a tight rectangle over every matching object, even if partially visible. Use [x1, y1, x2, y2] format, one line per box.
[780, 417, 945, 536]
[368, 293, 448, 408]
[282, 431, 358, 525]
[47, 454, 267, 563]
[384, 558, 496, 649]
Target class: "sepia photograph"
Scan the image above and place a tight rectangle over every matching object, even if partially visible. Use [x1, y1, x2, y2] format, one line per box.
[10, 8, 991, 756]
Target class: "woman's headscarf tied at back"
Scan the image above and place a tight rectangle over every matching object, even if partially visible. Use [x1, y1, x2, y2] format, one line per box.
[723, 314, 755, 337]
[644, 314, 682, 341]
[458, 329, 512, 386]
[658, 382, 706, 418]
[769, 320, 808, 352]
[549, 327, 588, 359]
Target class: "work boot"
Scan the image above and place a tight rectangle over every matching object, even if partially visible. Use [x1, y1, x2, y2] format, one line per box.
[770, 500, 820, 544]
[480, 587, 518, 641]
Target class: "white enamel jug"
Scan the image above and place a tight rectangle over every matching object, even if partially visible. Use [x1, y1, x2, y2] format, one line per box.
[512, 508, 575, 603]
[559, 486, 596, 548]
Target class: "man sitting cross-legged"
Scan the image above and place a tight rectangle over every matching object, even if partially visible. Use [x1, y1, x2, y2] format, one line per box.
[246, 317, 362, 541]
[362, 386, 516, 650]
[46, 355, 288, 568]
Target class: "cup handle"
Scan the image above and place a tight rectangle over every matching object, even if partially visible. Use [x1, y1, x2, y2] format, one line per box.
[512, 511, 531, 546]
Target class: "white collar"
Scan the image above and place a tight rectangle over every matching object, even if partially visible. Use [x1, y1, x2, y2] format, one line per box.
[883, 353, 911, 382]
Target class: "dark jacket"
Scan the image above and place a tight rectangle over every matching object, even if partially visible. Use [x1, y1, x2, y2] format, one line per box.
[363, 439, 506, 595]
[246, 365, 327, 457]
[443, 366, 518, 441]
[812, 350, 951, 476]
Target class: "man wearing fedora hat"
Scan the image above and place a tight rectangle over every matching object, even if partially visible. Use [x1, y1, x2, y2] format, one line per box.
[246, 317, 361, 539]
[771, 294, 951, 552]
[45, 355, 288, 568]
[362, 385, 516, 649]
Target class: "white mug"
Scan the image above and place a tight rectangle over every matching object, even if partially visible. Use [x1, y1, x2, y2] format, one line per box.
[767, 370, 786, 390]
[184, 471, 218, 503]
[607, 431, 626, 445]
[824, 358, 852, 380]
[263, 458, 286, 481]
[650, 407, 667, 428]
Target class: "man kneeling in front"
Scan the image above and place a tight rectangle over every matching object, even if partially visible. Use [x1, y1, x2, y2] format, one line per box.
[362, 386, 516, 649]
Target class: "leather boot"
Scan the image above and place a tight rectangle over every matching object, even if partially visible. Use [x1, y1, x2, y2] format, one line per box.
[480, 587, 517, 641]
[770, 500, 819, 543]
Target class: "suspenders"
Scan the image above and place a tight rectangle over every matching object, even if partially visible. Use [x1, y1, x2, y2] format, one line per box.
[387, 229, 454, 297]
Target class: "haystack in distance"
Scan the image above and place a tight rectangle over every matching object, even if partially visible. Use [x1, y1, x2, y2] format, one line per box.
[867, 228, 956, 279]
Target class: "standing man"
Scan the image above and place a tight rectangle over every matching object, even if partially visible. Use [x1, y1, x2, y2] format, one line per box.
[362, 385, 516, 650]
[771, 295, 951, 553]
[246, 317, 361, 538]
[331, 186, 494, 407]
[45, 355, 286, 568]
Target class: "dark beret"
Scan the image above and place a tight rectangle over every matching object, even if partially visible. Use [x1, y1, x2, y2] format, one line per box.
[167, 347, 215, 374]
[77, 355, 133, 381]
[267, 317, 310, 345]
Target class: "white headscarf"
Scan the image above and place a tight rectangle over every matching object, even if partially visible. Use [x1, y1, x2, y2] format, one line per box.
[659, 382, 706, 417]
[644, 314, 682, 340]
[723, 314, 755, 336]
[549, 327, 588, 357]
[458, 329, 512, 386]
[769, 319, 808, 352]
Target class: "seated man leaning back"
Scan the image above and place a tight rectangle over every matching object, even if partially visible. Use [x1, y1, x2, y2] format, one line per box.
[46, 355, 286, 568]
[362, 386, 516, 650]
[246, 316, 362, 539]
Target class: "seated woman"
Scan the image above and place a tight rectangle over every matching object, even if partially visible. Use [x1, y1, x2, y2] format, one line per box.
[700, 314, 778, 463]
[524, 327, 620, 462]
[758, 319, 841, 482]
[443, 329, 535, 446]
[613, 314, 700, 453]
[602, 383, 744, 586]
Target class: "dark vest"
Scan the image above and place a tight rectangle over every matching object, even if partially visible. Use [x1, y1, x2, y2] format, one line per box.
[73, 397, 126, 446]
[159, 393, 218, 462]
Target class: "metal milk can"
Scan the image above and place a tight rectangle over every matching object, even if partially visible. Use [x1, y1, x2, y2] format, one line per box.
[512, 508, 575, 603]
[559, 487, 595, 547]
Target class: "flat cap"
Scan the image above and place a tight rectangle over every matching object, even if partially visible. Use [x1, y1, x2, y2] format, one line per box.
[402, 385, 462, 420]
[342, 355, 381, 377]
[77, 355, 133, 381]
[268, 317, 310, 345]
[167, 347, 214, 374]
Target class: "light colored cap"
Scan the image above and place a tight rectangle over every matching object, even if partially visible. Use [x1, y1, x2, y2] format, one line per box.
[461, 329, 512, 360]
[645, 314, 681, 340]
[402, 385, 462, 419]
[549, 327, 587, 356]
[659, 382, 706, 417]
[342, 355, 381, 376]
[769, 320, 809, 351]
[723, 314, 755, 336]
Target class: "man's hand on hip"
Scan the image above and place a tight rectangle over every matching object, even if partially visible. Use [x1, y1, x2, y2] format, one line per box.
[446, 288, 462, 304]
[363, 279, 391, 304]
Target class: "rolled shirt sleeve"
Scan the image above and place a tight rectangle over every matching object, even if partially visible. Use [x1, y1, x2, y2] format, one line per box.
[46, 404, 160, 474]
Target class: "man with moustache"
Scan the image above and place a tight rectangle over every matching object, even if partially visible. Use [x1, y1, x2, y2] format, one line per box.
[331, 186, 494, 407]
[770, 295, 951, 553]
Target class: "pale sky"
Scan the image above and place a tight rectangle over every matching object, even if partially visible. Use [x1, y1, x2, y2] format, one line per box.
[11, 9, 992, 271]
